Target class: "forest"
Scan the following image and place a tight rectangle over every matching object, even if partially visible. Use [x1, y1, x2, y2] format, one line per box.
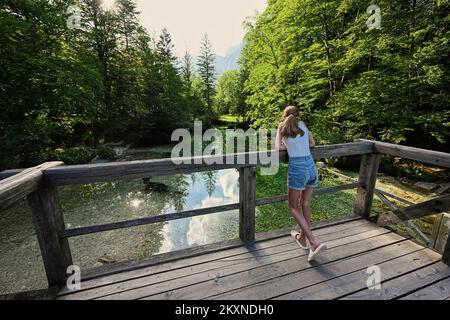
[1, 0, 449, 170]
[1, 0, 215, 169]
[237, 0, 450, 149]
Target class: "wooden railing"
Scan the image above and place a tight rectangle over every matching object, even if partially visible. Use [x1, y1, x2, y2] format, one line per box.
[0, 140, 449, 290]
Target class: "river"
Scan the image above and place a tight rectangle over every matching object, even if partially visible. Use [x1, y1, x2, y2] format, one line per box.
[0, 146, 245, 294]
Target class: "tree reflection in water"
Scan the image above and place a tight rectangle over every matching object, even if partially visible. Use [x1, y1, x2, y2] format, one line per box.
[58, 168, 240, 267]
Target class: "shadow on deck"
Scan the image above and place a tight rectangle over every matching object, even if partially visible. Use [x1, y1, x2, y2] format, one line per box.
[57, 216, 450, 300]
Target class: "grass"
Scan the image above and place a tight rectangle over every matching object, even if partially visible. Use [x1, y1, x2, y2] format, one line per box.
[255, 164, 366, 233]
[218, 114, 244, 124]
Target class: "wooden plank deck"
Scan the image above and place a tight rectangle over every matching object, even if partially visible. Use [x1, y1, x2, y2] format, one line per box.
[57, 217, 450, 300]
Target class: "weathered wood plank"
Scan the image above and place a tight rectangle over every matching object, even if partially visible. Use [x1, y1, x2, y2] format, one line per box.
[77, 216, 365, 283]
[430, 213, 450, 265]
[239, 166, 256, 243]
[28, 186, 73, 288]
[311, 141, 374, 159]
[274, 248, 439, 300]
[377, 194, 450, 226]
[342, 262, 450, 300]
[400, 277, 450, 300]
[58, 220, 377, 299]
[41, 142, 373, 186]
[134, 231, 402, 300]
[430, 213, 444, 249]
[0, 169, 23, 181]
[1, 142, 374, 186]
[63, 202, 241, 238]
[0, 287, 58, 300]
[442, 230, 450, 265]
[215, 241, 427, 300]
[354, 153, 380, 219]
[0, 162, 63, 210]
[66, 227, 385, 300]
[58, 219, 369, 296]
[375, 192, 430, 243]
[372, 140, 450, 168]
[377, 190, 416, 206]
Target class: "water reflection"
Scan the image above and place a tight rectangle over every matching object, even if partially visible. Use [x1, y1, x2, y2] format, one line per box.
[59, 167, 240, 260]
[158, 169, 240, 253]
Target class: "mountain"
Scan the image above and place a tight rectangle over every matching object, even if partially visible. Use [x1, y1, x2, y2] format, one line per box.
[190, 43, 243, 78]
[214, 43, 243, 76]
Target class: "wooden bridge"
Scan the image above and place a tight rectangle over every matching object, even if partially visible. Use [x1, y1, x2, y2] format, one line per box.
[1, 140, 450, 300]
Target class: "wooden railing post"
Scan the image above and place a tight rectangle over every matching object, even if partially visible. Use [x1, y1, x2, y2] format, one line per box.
[239, 166, 256, 243]
[443, 236, 450, 265]
[354, 153, 380, 219]
[430, 213, 450, 265]
[27, 186, 73, 288]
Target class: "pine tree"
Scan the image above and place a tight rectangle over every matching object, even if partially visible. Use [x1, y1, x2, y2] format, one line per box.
[197, 33, 216, 111]
[115, 0, 140, 49]
[157, 28, 177, 65]
[181, 51, 194, 90]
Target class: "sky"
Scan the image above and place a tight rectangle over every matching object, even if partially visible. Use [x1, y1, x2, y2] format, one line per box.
[102, 0, 268, 57]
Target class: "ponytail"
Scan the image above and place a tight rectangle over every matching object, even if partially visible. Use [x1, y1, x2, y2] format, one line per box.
[280, 106, 305, 139]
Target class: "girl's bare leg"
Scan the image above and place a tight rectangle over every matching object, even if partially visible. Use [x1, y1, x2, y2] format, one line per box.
[288, 189, 320, 250]
[301, 187, 314, 226]
[296, 188, 313, 244]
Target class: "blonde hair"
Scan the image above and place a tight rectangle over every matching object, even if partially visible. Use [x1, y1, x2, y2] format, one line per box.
[279, 106, 305, 139]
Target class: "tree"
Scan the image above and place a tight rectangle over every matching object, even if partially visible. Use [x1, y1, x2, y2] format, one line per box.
[215, 70, 241, 115]
[0, 0, 103, 168]
[239, 0, 450, 149]
[80, 0, 119, 139]
[115, 0, 140, 49]
[197, 33, 216, 111]
[181, 51, 194, 90]
[0, 0, 196, 168]
[157, 27, 177, 65]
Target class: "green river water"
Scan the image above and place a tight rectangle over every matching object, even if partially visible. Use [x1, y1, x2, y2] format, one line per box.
[0, 146, 246, 295]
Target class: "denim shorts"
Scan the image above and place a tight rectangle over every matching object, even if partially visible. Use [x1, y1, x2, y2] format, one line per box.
[287, 155, 319, 191]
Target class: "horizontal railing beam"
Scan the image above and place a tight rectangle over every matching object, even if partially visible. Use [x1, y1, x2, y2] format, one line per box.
[0, 169, 23, 181]
[367, 140, 450, 168]
[40, 141, 374, 186]
[63, 202, 241, 238]
[0, 162, 64, 210]
[377, 194, 450, 226]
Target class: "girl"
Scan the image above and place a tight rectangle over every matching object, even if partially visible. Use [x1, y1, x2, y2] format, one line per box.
[275, 106, 327, 262]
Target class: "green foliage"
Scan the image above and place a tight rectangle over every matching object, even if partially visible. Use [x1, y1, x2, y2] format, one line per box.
[96, 146, 116, 160]
[197, 34, 216, 112]
[52, 147, 96, 165]
[0, 0, 213, 169]
[240, 0, 450, 149]
[215, 70, 247, 117]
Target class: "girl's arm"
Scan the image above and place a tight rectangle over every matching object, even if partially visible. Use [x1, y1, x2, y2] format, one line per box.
[275, 125, 287, 150]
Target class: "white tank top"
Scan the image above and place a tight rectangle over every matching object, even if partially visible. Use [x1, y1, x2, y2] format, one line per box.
[283, 121, 311, 158]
